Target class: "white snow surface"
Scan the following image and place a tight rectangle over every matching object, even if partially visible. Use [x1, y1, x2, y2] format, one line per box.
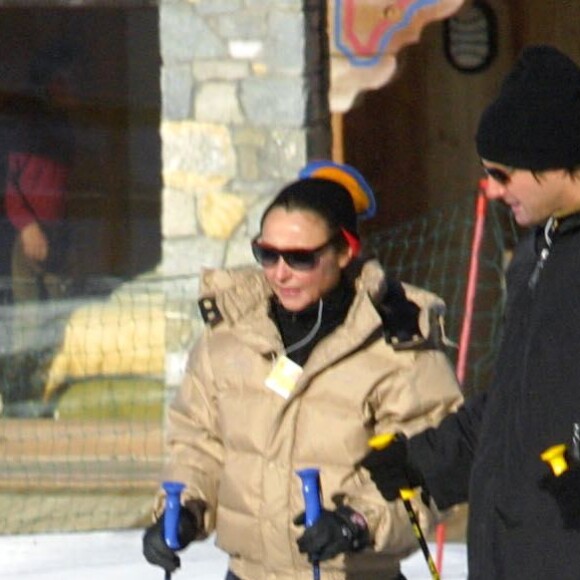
[0, 529, 467, 579]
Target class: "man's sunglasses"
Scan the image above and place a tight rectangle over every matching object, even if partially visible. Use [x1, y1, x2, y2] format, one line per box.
[251, 235, 338, 271]
[482, 164, 514, 186]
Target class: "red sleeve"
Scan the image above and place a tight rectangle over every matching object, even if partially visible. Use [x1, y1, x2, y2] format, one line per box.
[5, 151, 69, 230]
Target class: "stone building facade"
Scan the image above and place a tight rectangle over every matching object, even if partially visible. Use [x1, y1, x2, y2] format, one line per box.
[157, 0, 332, 392]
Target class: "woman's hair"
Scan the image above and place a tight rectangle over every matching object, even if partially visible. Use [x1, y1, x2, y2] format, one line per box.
[260, 177, 358, 251]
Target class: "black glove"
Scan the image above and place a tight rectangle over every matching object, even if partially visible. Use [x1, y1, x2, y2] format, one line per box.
[540, 459, 580, 531]
[294, 506, 369, 562]
[142, 508, 199, 572]
[376, 279, 421, 344]
[359, 433, 425, 501]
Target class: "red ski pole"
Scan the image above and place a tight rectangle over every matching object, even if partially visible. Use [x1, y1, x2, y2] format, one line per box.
[436, 179, 488, 573]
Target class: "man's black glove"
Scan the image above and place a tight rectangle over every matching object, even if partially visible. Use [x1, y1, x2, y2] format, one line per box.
[142, 508, 199, 572]
[540, 459, 580, 531]
[294, 506, 369, 562]
[359, 433, 425, 501]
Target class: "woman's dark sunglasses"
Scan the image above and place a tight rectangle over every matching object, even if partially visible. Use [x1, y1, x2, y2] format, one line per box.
[482, 164, 513, 185]
[251, 235, 338, 271]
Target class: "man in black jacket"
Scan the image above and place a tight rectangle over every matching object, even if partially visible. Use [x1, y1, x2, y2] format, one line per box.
[361, 45, 580, 579]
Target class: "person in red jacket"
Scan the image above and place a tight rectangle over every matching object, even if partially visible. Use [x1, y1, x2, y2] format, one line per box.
[3, 40, 79, 379]
[6, 41, 77, 307]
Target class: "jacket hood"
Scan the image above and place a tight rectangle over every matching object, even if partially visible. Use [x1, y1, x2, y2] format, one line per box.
[198, 259, 448, 344]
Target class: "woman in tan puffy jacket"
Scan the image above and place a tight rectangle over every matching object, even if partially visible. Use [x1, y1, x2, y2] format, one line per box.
[143, 160, 463, 580]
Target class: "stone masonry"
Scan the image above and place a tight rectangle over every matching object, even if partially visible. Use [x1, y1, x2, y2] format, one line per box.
[158, 0, 332, 394]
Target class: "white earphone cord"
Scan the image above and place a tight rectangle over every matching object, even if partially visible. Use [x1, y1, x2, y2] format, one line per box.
[284, 299, 323, 356]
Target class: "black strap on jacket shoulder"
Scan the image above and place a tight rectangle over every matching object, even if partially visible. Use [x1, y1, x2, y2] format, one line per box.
[198, 296, 223, 327]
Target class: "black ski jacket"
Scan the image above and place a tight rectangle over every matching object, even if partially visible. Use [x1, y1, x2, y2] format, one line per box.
[408, 213, 580, 579]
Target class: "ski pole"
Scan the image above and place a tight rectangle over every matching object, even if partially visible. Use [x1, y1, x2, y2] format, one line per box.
[439, 177, 489, 573]
[296, 468, 322, 580]
[162, 480, 186, 580]
[398, 488, 441, 580]
[541, 443, 569, 476]
[541, 422, 580, 476]
[369, 434, 440, 580]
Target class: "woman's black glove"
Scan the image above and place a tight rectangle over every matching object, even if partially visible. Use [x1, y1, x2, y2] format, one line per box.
[541, 461, 580, 531]
[360, 433, 425, 501]
[142, 508, 199, 572]
[294, 506, 369, 562]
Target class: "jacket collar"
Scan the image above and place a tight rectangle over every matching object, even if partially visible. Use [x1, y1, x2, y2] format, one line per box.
[198, 260, 384, 328]
[197, 261, 450, 406]
[198, 260, 445, 333]
[197, 262, 387, 362]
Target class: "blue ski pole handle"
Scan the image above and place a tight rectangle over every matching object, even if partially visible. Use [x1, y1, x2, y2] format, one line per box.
[296, 468, 322, 525]
[296, 468, 322, 580]
[162, 481, 186, 550]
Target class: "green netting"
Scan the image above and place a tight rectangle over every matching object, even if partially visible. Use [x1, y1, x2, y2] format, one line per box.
[0, 196, 519, 534]
[0, 276, 198, 534]
[364, 194, 518, 397]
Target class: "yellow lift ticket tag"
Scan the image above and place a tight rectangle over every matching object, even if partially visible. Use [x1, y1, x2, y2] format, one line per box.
[265, 355, 303, 399]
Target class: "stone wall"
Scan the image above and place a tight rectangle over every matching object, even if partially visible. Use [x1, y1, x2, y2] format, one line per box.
[158, 0, 332, 391]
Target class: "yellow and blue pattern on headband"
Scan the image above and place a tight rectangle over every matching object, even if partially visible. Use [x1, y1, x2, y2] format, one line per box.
[299, 160, 377, 220]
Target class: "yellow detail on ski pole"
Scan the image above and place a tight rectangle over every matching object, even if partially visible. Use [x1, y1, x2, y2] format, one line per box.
[541, 443, 569, 476]
[369, 433, 396, 450]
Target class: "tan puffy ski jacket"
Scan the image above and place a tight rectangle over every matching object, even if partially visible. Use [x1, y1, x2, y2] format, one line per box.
[155, 260, 463, 580]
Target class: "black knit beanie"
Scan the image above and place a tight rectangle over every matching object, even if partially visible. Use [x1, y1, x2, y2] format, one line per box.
[476, 45, 580, 170]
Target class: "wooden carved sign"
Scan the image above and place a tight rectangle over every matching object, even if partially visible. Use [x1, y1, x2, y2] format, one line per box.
[329, 0, 465, 112]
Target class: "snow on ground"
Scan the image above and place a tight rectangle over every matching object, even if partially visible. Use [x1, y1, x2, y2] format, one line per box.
[0, 529, 467, 579]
